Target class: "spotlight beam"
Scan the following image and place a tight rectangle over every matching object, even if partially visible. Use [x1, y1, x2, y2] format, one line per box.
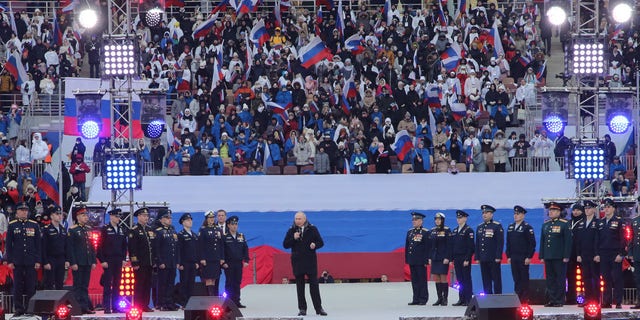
[612, 3, 632, 23]
[547, 6, 567, 26]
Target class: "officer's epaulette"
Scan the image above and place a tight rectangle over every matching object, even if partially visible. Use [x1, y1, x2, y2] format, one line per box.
[443, 226, 450, 229]
[132, 225, 139, 230]
[543, 219, 551, 223]
[8, 219, 16, 224]
[70, 225, 79, 229]
[492, 221, 500, 225]
[559, 219, 568, 222]
[156, 227, 163, 231]
[28, 219, 37, 223]
[421, 227, 428, 231]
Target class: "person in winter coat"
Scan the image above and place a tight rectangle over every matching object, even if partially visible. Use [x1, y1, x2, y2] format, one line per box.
[69, 154, 90, 201]
[190, 146, 208, 175]
[293, 135, 313, 170]
[434, 144, 451, 173]
[207, 149, 224, 175]
[70, 137, 86, 160]
[530, 130, 554, 171]
[491, 130, 510, 172]
[15, 140, 30, 167]
[349, 144, 368, 174]
[31, 133, 49, 162]
[314, 147, 330, 174]
[374, 142, 391, 174]
[413, 139, 431, 173]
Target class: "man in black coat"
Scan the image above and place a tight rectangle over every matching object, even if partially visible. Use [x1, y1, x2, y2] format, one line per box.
[189, 146, 208, 175]
[283, 212, 327, 316]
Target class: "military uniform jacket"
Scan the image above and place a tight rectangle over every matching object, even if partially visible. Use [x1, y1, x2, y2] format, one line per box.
[574, 217, 599, 259]
[6, 219, 41, 265]
[42, 223, 68, 264]
[198, 225, 225, 263]
[283, 224, 324, 275]
[154, 225, 179, 267]
[97, 223, 127, 262]
[569, 217, 584, 258]
[628, 217, 640, 260]
[506, 221, 536, 260]
[224, 232, 249, 263]
[539, 218, 572, 260]
[178, 229, 199, 265]
[67, 224, 97, 266]
[128, 223, 154, 267]
[451, 224, 474, 262]
[429, 227, 452, 261]
[597, 215, 626, 256]
[404, 226, 430, 265]
[475, 220, 504, 262]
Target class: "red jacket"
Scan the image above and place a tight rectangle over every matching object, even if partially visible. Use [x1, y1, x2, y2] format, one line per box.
[69, 161, 91, 183]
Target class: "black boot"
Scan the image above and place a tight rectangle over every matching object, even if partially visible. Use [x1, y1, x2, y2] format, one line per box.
[441, 284, 449, 306]
[432, 283, 443, 306]
[206, 285, 215, 296]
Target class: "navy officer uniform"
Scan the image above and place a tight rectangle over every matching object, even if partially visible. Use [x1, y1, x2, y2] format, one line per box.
[628, 203, 640, 309]
[475, 204, 504, 294]
[451, 210, 474, 306]
[128, 207, 155, 312]
[597, 198, 626, 309]
[539, 202, 572, 307]
[153, 209, 180, 311]
[505, 205, 536, 303]
[199, 211, 225, 296]
[68, 206, 97, 314]
[42, 206, 68, 290]
[5, 202, 42, 316]
[177, 213, 199, 307]
[575, 200, 600, 303]
[97, 208, 128, 313]
[405, 212, 431, 305]
[222, 216, 250, 308]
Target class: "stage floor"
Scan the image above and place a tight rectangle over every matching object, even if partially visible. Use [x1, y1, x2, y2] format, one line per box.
[12, 282, 638, 320]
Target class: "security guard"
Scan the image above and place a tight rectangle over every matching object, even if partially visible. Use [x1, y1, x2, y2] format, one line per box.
[597, 198, 625, 309]
[451, 210, 474, 306]
[68, 206, 97, 314]
[505, 205, 536, 303]
[475, 204, 504, 294]
[222, 216, 250, 308]
[576, 200, 600, 304]
[405, 212, 431, 305]
[97, 208, 128, 313]
[199, 210, 225, 296]
[5, 202, 41, 317]
[539, 202, 571, 307]
[42, 206, 68, 290]
[629, 205, 640, 309]
[154, 209, 180, 311]
[128, 207, 155, 312]
[566, 202, 586, 305]
[178, 213, 199, 307]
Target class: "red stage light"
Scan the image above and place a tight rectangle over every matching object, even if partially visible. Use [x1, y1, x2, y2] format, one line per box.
[89, 231, 101, 250]
[625, 225, 632, 241]
[56, 304, 70, 319]
[208, 305, 224, 319]
[584, 301, 601, 320]
[517, 304, 533, 320]
[126, 307, 142, 320]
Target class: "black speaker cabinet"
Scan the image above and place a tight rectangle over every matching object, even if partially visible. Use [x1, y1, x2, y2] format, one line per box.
[27, 290, 82, 316]
[184, 296, 243, 320]
[464, 294, 521, 320]
[528, 279, 547, 305]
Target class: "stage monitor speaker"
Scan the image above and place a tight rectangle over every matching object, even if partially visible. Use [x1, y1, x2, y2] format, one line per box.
[528, 279, 547, 305]
[27, 290, 82, 316]
[184, 296, 243, 320]
[464, 294, 521, 320]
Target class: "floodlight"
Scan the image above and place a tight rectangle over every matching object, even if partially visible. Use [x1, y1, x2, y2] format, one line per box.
[547, 6, 567, 26]
[572, 42, 605, 75]
[612, 3, 633, 23]
[103, 43, 137, 77]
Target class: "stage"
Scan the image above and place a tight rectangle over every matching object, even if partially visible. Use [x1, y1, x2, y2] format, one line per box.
[11, 282, 639, 320]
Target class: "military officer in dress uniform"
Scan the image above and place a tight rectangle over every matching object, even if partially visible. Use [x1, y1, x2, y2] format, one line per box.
[404, 212, 431, 306]
[5, 202, 41, 316]
[505, 205, 536, 303]
[451, 210, 474, 306]
[42, 206, 68, 290]
[566, 202, 586, 305]
[222, 216, 249, 308]
[97, 208, 128, 313]
[199, 210, 225, 296]
[178, 213, 199, 307]
[576, 200, 600, 305]
[628, 204, 640, 309]
[597, 198, 626, 309]
[154, 209, 180, 311]
[475, 204, 504, 294]
[68, 206, 97, 314]
[214, 209, 228, 295]
[539, 202, 571, 307]
[128, 207, 155, 312]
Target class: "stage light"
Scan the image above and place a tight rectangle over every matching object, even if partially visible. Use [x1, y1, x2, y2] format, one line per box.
[208, 305, 224, 320]
[118, 299, 128, 311]
[625, 225, 632, 241]
[80, 120, 100, 139]
[517, 304, 533, 320]
[577, 295, 585, 305]
[572, 42, 605, 75]
[145, 120, 164, 138]
[120, 266, 135, 297]
[612, 3, 633, 23]
[546, 6, 567, 26]
[89, 231, 101, 251]
[543, 114, 565, 134]
[78, 8, 98, 29]
[140, 93, 167, 138]
[565, 147, 607, 180]
[126, 307, 142, 320]
[56, 304, 70, 319]
[103, 43, 137, 77]
[103, 153, 143, 190]
[145, 7, 164, 27]
[607, 112, 631, 134]
[584, 301, 601, 320]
